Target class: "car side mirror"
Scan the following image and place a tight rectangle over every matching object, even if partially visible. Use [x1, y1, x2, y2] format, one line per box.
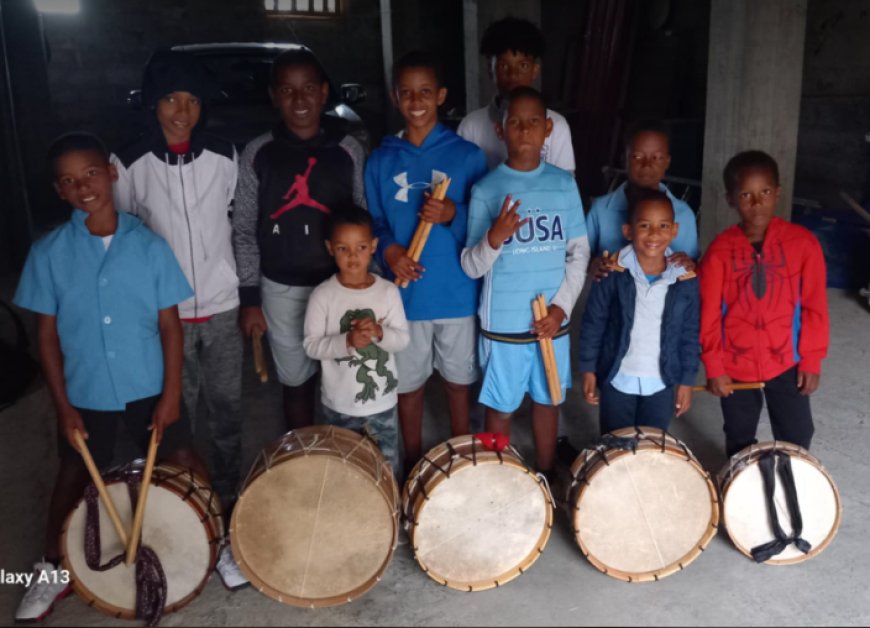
[126, 89, 143, 110]
[340, 83, 366, 106]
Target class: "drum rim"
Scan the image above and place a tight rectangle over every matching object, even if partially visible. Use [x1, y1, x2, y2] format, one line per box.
[59, 463, 223, 619]
[717, 440, 842, 565]
[231, 426, 399, 607]
[403, 435, 554, 591]
[567, 427, 720, 582]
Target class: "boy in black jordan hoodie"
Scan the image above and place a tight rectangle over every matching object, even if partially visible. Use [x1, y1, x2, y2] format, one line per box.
[233, 48, 366, 430]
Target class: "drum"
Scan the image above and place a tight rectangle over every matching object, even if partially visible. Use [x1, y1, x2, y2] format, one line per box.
[718, 441, 841, 565]
[402, 434, 554, 591]
[231, 425, 399, 608]
[60, 462, 224, 619]
[567, 427, 719, 582]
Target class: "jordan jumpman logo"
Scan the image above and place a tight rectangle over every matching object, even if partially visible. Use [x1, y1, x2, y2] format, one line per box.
[270, 157, 331, 219]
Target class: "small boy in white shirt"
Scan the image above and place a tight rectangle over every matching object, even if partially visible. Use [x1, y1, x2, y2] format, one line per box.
[303, 205, 410, 472]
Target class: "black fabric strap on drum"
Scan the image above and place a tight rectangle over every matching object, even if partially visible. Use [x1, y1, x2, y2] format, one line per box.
[480, 324, 571, 345]
[750, 451, 812, 563]
[83, 474, 167, 627]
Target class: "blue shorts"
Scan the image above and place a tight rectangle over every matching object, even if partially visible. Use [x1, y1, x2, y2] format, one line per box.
[478, 334, 571, 413]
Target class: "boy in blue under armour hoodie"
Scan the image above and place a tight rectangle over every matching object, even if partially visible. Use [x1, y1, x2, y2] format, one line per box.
[365, 51, 487, 475]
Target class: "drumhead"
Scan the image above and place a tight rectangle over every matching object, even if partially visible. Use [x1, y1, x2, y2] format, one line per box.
[232, 427, 398, 607]
[719, 442, 841, 564]
[569, 428, 718, 582]
[61, 466, 219, 618]
[404, 436, 553, 591]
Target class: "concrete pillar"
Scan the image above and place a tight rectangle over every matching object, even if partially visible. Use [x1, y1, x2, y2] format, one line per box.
[699, 0, 807, 249]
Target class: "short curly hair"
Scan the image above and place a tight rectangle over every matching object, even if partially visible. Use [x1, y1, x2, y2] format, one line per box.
[723, 150, 780, 196]
[480, 16, 545, 59]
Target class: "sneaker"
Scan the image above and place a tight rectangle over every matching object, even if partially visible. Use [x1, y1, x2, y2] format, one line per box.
[14, 561, 72, 622]
[216, 544, 249, 591]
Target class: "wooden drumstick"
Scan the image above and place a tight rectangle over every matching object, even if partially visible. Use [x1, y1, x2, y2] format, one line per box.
[397, 177, 452, 288]
[126, 429, 159, 564]
[533, 295, 562, 405]
[252, 327, 268, 384]
[73, 430, 129, 546]
[691, 382, 766, 393]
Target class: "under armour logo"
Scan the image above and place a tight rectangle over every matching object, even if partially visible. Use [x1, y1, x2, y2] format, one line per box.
[393, 170, 448, 202]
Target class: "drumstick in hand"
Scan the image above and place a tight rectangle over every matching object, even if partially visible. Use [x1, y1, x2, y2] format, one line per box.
[252, 327, 268, 383]
[126, 429, 159, 564]
[691, 382, 765, 393]
[533, 295, 562, 405]
[397, 177, 452, 288]
[73, 430, 129, 546]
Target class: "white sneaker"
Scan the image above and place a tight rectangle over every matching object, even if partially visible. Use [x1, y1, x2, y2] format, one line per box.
[216, 544, 249, 591]
[14, 561, 72, 622]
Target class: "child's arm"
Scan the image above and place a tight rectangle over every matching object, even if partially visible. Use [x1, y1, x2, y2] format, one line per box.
[37, 314, 87, 448]
[461, 194, 524, 279]
[675, 279, 702, 417]
[582, 372, 599, 405]
[233, 140, 268, 336]
[698, 245, 733, 396]
[577, 277, 614, 380]
[152, 305, 183, 441]
[371, 284, 410, 353]
[303, 289, 354, 360]
[796, 235, 830, 395]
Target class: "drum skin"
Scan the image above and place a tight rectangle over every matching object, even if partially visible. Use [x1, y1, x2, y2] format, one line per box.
[60, 463, 223, 619]
[567, 427, 719, 582]
[403, 435, 554, 591]
[231, 426, 399, 608]
[718, 441, 841, 565]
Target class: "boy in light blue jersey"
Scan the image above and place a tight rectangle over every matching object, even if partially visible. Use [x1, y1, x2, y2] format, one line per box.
[461, 87, 589, 477]
[587, 120, 698, 278]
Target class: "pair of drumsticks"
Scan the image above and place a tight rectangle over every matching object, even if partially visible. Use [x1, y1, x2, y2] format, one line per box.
[73, 429, 159, 565]
[533, 294, 562, 405]
[396, 177, 452, 289]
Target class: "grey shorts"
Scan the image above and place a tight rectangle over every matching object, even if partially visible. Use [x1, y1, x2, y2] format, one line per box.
[395, 316, 478, 393]
[260, 277, 318, 387]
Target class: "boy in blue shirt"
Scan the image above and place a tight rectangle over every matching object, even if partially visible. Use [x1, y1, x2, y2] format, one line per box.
[365, 50, 488, 475]
[13, 133, 206, 621]
[579, 188, 700, 433]
[587, 120, 698, 278]
[461, 87, 589, 477]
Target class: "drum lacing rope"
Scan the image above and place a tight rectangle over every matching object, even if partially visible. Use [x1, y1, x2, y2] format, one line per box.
[750, 450, 812, 562]
[157, 466, 223, 526]
[83, 470, 167, 627]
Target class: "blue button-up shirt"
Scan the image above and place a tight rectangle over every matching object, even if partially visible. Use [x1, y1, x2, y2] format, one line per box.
[14, 210, 193, 410]
[586, 182, 699, 258]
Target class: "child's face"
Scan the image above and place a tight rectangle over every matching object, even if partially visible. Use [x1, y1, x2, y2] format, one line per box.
[393, 66, 446, 133]
[727, 167, 781, 233]
[326, 223, 377, 277]
[499, 95, 552, 164]
[491, 50, 540, 94]
[270, 64, 329, 139]
[622, 199, 679, 262]
[53, 150, 118, 216]
[156, 91, 201, 145]
[626, 131, 671, 190]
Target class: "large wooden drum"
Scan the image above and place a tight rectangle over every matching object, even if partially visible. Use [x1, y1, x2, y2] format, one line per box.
[567, 427, 719, 582]
[718, 440, 841, 565]
[60, 462, 223, 619]
[403, 434, 554, 591]
[231, 426, 399, 607]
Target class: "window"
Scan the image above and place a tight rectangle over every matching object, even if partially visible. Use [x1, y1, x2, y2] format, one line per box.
[264, 0, 340, 17]
[33, 0, 81, 15]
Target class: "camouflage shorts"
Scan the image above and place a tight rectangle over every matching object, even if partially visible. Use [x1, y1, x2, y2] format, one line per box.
[320, 405, 399, 476]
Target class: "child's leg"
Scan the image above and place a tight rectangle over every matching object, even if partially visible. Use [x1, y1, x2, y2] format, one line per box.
[362, 407, 400, 477]
[397, 387, 425, 475]
[443, 380, 471, 437]
[598, 383, 641, 434]
[485, 406, 513, 439]
[395, 321, 436, 474]
[282, 375, 319, 430]
[531, 402, 559, 473]
[635, 386, 676, 431]
[432, 317, 478, 437]
[720, 386, 765, 457]
[763, 366, 815, 450]
[478, 338, 531, 441]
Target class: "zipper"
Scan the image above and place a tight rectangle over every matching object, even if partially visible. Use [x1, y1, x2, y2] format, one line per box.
[179, 158, 199, 318]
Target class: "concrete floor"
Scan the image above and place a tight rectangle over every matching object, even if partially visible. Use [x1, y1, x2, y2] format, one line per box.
[1, 287, 869, 626]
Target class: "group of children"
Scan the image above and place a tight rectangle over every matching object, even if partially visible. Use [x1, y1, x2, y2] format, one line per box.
[12, 16, 829, 622]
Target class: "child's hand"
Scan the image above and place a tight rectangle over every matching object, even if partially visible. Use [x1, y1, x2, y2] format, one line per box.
[240, 306, 268, 337]
[60, 406, 87, 450]
[667, 251, 696, 272]
[707, 375, 734, 397]
[590, 251, 620, 282]
[675, 384, 692, 417]
[420, 193, 456, 224]
[385, 243, 423, 282]
[582, 372, 599, 405]
[354, 318, 383, 342]
[150, 395, 180, 442]
[533, 304, 566, 339]
[797, 371, 820, 396]
[347, 318, 377, 350]
[487, 194, 527, 249]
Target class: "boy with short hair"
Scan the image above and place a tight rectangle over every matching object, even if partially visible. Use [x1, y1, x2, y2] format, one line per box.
[461, 87, 589, 477]
[587, 119, 698, 277]
[234, 47, 366, 430]
[579, 188, 700, 433]
[699, 150, 829, 457]
[13, 132, 203, 621]
[458, 16, 576, 174]
[303, 206, 409, 473]
[365, 50, 488, 475]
